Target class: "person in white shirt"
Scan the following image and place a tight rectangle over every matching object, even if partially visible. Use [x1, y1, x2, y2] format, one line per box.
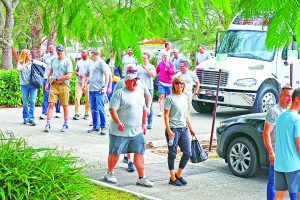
[195, 44, 211, 66]
[122, 46, 137, 70]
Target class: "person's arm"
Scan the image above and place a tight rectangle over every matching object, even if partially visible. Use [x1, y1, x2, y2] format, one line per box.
[193, 80, 200, 97]
[186, 115, 196, 136]
[263, 123, 275, 165]
[142, 109, 147, 135]
[16, 62, 25, 72]
[109, 108, 125, 132]
[164, 109, 174, 139]
[165, 62, 176, 75]
[45, 68, 53, 92]
[107, 73, 112, 94]
[143, 65, 156, 77]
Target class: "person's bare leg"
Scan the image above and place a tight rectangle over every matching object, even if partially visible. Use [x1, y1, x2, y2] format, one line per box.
[275, 191, 285, 200]
[159, 94, 165, 111]
[62, 105, 68, 121]
[127, 153, 134, 162]
[169, 170, 176, 181]
[108, 154, 120, 172]
[46, 103, 55, 120]
[176, 168, 183, 178]
[134, 154, 145, 177]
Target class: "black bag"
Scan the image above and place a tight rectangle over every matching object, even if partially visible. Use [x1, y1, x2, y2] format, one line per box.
[190, 137, 208, 163]
[29, 62, 45, 89]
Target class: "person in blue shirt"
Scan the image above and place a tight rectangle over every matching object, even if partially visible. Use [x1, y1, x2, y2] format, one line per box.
[274, 87, 300, 200]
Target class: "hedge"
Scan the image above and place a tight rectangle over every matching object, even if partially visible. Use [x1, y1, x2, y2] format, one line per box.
[0, 69, 158, 107]
[0, 69, 77, 107]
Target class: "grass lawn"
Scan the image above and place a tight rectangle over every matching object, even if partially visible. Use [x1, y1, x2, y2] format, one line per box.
[92, 185, 141, 200]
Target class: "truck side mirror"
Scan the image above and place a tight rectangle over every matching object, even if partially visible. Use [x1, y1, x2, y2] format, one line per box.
[282, 48, 289, 66]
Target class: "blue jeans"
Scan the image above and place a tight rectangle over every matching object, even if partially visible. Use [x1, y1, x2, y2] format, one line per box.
[268, 164, 292, 200]
[21, 84, 38, 122]
[42, 79, 60, 115]
[147, 89, 154, 126]
[166, 127, 191, 170]
[89, 91, 106, 130]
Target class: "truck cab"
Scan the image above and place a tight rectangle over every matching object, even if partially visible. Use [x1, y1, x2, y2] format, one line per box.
[193, 16, 300, 113]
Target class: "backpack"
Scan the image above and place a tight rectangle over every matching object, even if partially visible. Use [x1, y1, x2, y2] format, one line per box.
[29, 62, 45, 89]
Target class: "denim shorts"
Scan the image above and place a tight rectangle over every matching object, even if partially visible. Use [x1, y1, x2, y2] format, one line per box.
[275, 170, 300, 193]
[109, 133, 146, 155]
[158, 82, 171, 95]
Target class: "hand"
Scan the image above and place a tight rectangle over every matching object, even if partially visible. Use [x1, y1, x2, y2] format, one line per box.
[190, 129, 196, 137]
[45, 84, 49, 92]
[146, 108, 151, 116]
[117, 122, 125, 132]
[107, 88, 112, 94]
[79, 74, 84, 79]
[82, 84, 86, 92]
[167, 130, 175, 139]
[269, 154, 275, 166]
[142, 124, 147, 135]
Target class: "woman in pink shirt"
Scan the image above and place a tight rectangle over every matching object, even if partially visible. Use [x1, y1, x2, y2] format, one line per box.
[156, 52, 176, 116]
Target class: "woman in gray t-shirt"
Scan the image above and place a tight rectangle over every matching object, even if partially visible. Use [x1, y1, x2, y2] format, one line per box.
[17, 49, 37, 126]
[164, 76, 196, 186]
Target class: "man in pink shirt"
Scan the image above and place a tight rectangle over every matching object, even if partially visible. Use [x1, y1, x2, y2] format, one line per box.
[156, 52, 176, 116]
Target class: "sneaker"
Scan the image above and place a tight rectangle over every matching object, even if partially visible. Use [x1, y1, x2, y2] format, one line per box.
[39, 114, 47, 120]
[73, 114, 80, 120]
[123, 155, 128, 163]
[127, 161, 135, 172]
[147, 123, 152, 129]
[175, 173, 187, 185]
[157, 111, 163, 117]
[87, 128, 100, 133]
[61, 124, 68, 132]
[28, 121, 36, 126]
[83, 115, 89, 120]
[136, 177, 154, 187]
[104, 172, 118, 184]
[54, 112, 61, 118]
[23, 121, 28, 125]
[169, 178, 183, 186]
[44, 124, 50, 132]
[100, 131, 106, 135]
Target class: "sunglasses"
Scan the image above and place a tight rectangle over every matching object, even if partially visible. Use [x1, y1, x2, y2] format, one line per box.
[175, 82, 184, 85]
[127, 69, 137, 73]
[57, 49, 64, 52]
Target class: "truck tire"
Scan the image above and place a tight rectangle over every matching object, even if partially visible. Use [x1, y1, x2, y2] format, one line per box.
[226, 137, 259, 178]
[192, 100, 214, 113]
[252, 84, 279, 113]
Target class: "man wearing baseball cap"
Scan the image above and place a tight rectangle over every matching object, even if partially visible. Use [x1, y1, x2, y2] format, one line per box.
[44, 44, 73, 132]
[104, 73, 154, 187]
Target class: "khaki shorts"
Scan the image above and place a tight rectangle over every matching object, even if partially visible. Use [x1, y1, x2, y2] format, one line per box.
[49, 82, 69, 106]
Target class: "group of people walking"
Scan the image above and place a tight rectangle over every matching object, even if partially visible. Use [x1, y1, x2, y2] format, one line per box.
[17, 42, 210, 188]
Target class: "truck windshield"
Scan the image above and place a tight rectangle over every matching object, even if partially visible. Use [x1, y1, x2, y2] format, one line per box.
[218, 30, 274, 61]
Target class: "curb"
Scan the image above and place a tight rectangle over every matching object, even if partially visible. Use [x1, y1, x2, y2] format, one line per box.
[90, 179, 161, 200]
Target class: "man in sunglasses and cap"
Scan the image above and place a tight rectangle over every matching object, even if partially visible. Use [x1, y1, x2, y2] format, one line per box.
[104, 73, 154, 187]
[44, 44, 73, 132]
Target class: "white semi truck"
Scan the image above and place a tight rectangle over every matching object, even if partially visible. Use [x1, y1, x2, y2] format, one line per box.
[193, 16, 300, 113]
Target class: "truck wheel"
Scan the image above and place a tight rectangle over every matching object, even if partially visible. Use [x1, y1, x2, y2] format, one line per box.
[252, 84, 279, 113]
[226, 137, 259, 178]
[192, 100, 214, 113]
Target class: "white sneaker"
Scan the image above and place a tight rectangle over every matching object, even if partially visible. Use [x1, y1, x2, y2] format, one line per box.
[136, 177, 154, 187]
[39, 114, 47, 120]
[157, 111, 163, 117]
[55, 112, 61, 118]
[104, 172, 118, 184]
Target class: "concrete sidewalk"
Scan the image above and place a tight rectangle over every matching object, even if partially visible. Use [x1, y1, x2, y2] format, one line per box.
[0, 104, 266, 200]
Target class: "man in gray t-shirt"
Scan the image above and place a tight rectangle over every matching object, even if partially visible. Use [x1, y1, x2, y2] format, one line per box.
[263, 86, 293, 199]
[82, 49, 109, 134]
[104, 73, 153, 187]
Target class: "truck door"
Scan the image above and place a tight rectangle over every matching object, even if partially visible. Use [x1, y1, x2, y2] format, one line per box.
[276, 48, 290, 86]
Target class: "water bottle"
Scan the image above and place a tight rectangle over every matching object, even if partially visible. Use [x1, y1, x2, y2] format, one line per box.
[168, 131, 175, 146]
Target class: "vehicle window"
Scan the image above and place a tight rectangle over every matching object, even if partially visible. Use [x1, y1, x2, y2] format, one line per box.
[218, 30, 275, 61]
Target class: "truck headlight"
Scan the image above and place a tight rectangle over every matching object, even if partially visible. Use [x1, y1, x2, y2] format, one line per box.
[234, 78, 257, 87]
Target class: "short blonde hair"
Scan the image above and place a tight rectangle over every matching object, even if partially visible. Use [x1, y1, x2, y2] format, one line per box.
[172, 76, 185, 94]
[19, 49, 30, 64]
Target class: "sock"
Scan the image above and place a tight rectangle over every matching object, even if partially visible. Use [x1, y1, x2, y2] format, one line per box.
[46, 120, 50, 125]
[139, 176, 144, 179]
[64, 119, 68, 124]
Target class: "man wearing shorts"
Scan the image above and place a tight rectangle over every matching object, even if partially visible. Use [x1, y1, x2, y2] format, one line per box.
[274, 88, 300, 200]
[44, 44, 73, 132]
[104, 74, 154, 187]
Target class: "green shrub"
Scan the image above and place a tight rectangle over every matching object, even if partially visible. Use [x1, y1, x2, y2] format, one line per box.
[0, 69, 78, 107]
[0, 132, 95, 199]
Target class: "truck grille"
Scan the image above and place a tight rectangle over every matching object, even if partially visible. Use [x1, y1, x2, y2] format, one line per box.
[196, 69, 229, 86]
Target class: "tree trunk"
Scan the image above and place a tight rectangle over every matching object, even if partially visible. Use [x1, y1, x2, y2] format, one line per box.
[2, 8, 14, 69]
[31, 13, 42, 60]
[46, 26, 57, 46]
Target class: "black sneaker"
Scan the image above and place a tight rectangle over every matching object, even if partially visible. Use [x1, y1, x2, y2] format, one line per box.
[23, 121, 28, 125]
[100, 131, 106, 135]
[28, 121, 36, 126]
[73, 114, 80, 120]
[169, 178, 183, 186]
[175, 173, 187, 185]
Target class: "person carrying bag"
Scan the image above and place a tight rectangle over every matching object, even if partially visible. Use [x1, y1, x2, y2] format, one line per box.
[190, 136, 208, 163]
